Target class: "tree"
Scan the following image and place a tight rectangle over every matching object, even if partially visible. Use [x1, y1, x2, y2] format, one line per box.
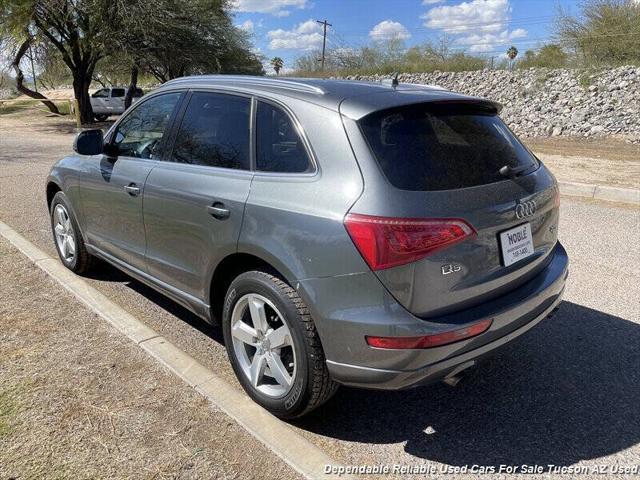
[0, 8, 62, 113]
[35, 41, 74, 89]
[1, 0, 110, 123]
[8, 34, 62, 114]
[292, 36, 486, 76]
[270, 57, 284, 75]
[518, 44, 568, 69]
[1, 0, 263, 124]
[507, 45, 518, 70]
[556, 0, 640, 66]
[106, 0, 262, 105]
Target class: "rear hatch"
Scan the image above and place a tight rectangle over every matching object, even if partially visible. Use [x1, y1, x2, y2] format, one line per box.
[343, 98, 560, 318]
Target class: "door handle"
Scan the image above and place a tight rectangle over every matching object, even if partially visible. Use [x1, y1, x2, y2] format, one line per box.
[124, 183, 140, 196]
[207, 203, 230, 220]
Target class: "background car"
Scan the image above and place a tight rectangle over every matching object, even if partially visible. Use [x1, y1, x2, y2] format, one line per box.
[90, 86, 144, 121]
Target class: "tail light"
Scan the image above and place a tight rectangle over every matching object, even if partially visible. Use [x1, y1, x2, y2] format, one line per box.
[366, 319, 492, 349]
[344, 214, 475, 271]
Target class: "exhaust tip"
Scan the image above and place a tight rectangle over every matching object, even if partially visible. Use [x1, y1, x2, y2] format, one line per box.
[442, 361, 475, 387]
[443, 374, 464, 387]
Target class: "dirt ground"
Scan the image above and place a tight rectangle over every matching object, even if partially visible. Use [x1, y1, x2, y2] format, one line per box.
[523, 136, 640, 189]
[1, 106, 638, 189]
[0, 238, 297, 480]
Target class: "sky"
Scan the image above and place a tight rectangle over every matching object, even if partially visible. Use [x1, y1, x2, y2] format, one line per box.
[231, 0, 583, 73]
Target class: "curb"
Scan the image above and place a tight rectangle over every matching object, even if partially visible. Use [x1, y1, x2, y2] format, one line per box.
[558, 181, 639, 206]
[0, 221, 346, 480]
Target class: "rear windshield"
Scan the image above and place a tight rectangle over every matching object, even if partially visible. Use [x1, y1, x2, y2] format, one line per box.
[358, 103, 538, 191]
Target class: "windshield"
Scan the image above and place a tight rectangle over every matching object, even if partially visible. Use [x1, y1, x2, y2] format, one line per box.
[358, 103, 538, 191]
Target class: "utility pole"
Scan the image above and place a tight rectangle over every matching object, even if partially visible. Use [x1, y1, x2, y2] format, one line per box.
[316, 19, 332, 72]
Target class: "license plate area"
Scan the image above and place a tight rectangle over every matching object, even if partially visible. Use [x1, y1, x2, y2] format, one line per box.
[499, 223, 534, 267]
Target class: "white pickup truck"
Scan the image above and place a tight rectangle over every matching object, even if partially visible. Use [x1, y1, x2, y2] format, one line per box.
[90, 86, 143, 121]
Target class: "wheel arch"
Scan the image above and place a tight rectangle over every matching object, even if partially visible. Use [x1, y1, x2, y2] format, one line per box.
[46, 180, 62, 210]
[208, 252, 296, 324]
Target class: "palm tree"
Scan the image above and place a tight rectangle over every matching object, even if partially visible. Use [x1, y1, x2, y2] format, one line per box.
[270, 57, 284, 76]
[507, 46, 518, 71]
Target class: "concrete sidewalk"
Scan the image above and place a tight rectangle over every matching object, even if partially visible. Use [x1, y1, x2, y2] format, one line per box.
[559, 181, 640, 205]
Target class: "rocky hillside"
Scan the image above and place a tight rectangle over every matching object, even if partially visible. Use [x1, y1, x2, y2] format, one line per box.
[340, 66, 639, 143]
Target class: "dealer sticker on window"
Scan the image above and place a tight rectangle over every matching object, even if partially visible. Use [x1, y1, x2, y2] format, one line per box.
[500, 223, 534, 267]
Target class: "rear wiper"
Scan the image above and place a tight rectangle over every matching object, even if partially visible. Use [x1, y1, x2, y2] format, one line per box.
[499, 164, 535, 179]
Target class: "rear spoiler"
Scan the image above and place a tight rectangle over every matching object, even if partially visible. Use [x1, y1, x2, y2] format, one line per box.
[425, 98, 502, 114]
[339, 90, 503, 120]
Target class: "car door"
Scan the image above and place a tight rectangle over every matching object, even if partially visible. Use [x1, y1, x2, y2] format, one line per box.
[79, 91, 184, 271]
[110, 87, 126, 114]
[143, 90, 253, 302]
[90, 88, 110, 114]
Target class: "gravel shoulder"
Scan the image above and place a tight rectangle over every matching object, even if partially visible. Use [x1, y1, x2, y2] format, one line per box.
[0, 238, 298, 480]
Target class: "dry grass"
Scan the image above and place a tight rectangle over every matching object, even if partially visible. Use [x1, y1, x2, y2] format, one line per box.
[0, 239, 297, 480]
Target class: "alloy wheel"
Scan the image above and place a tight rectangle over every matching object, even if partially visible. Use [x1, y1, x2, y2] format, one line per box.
[230, 293, 297, 398]
[53, 204, 76, 262]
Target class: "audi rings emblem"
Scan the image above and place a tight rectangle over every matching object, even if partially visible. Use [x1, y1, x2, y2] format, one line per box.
[515, 200, 537, 219]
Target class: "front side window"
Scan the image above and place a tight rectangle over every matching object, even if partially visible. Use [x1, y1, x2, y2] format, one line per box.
[113, 92, 183, 159]
[92, 88, 109, 98]
[359, 103, 539, 191]
[171, 92, 251, 170]
[111, 88, 125, 98]
[256, 101, 312, 173]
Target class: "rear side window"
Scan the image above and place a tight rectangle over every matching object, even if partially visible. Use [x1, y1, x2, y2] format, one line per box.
[256, 101, 312, 173]
[358, 104, 538, 191]
[111, 88, 125, 98]
[171, 92, 250, 170]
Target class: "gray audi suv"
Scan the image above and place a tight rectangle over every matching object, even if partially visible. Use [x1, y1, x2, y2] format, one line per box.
[46, 76, 568, 418]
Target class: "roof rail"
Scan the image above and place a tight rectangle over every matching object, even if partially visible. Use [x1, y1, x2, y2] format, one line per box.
[162, 75, 326, 95]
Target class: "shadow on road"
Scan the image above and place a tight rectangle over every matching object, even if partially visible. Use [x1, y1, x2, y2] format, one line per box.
[78, 262, 640, 467]
[296, 301, 640, 466]
[83, 260, 224, 343]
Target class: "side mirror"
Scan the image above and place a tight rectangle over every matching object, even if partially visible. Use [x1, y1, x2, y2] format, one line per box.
[73, 129, 104, 156]
[102, 141, 119, 159]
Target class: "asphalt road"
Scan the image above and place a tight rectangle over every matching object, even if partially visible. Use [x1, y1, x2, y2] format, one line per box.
[1, 127, 639, 478]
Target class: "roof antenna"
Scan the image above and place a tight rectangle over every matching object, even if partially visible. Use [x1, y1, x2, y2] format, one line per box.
[381, 72, 399, 89]
[391, 72, 399, 88]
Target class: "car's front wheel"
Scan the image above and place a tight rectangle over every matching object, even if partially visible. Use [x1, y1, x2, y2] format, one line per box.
[50, 191, 94, 274]
[222, 271, 338, 418]
[94, 114, 109, 122]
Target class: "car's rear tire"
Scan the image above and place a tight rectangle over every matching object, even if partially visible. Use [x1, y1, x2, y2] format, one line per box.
[94, 114, 109, 121]
[222, 271, 338, 419]
[50, 191, 94, 274]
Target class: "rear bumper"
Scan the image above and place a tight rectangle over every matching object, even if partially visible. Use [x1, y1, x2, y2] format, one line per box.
[299, 242, 568, 390]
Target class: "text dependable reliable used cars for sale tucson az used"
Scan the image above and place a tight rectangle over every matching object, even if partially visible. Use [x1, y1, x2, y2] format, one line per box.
[46, 76, 569, 418]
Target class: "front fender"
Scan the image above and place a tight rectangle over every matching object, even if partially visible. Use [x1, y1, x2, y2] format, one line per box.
[46, 155, 86, 233]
